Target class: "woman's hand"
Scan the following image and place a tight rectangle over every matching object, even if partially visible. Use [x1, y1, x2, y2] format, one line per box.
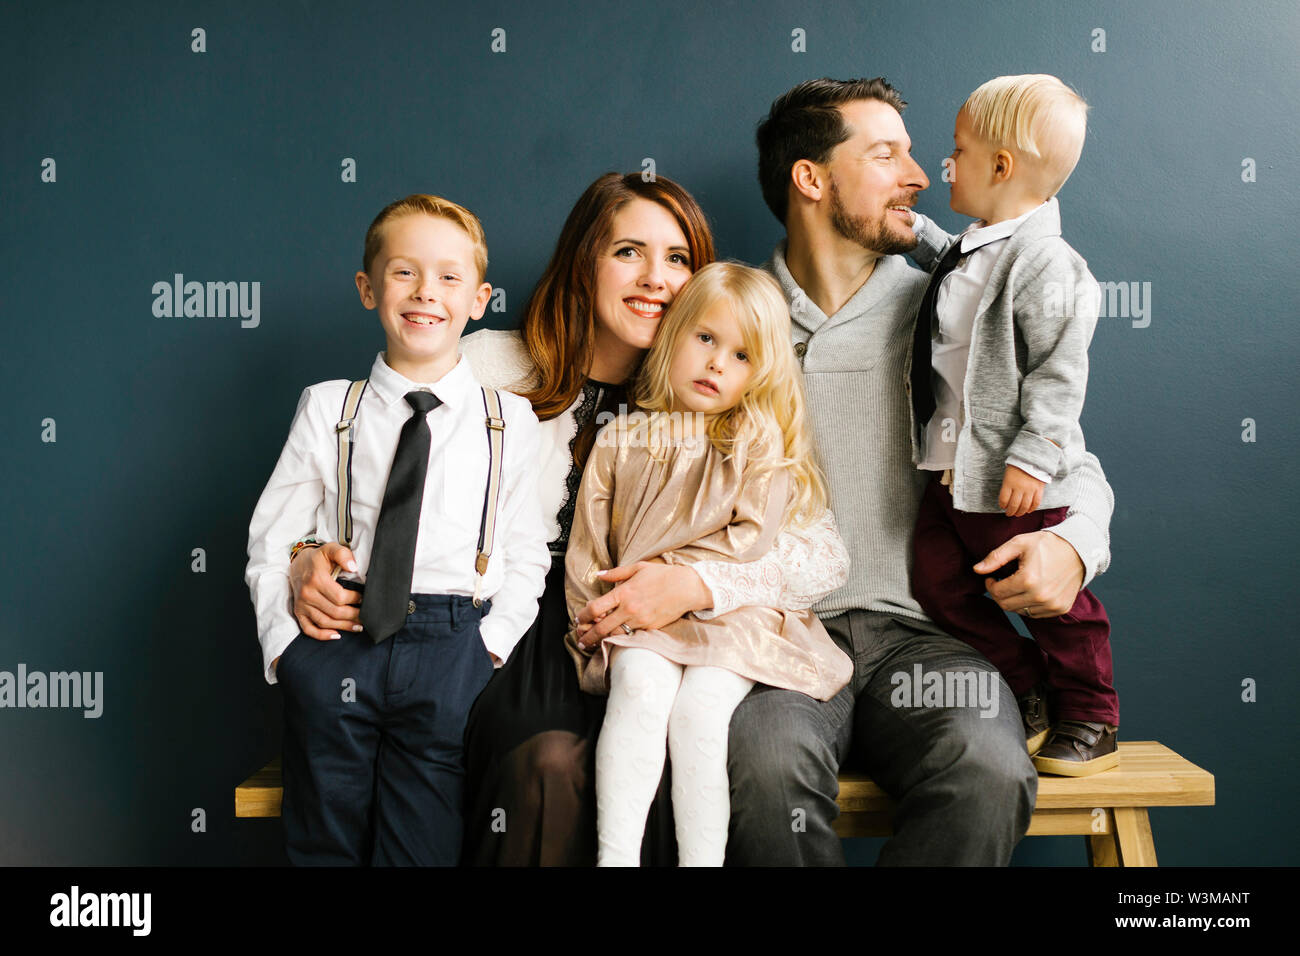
[290, 542, 363, 640]
[574, 562, 712, 648]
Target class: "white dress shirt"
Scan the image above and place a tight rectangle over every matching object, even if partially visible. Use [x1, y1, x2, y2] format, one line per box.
[245, 352, 550, 684]
[918, 203, 1053, 483]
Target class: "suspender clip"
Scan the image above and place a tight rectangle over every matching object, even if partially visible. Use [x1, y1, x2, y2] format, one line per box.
[485, 415, 505, 431]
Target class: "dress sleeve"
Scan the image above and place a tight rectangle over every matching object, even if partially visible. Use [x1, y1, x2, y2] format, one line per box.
[692, 508, 850, 618]
[562, 431, 618, 657]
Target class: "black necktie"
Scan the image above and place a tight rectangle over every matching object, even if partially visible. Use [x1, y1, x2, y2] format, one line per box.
[362, 390, 442, 643]
[910, 238, 968, 430]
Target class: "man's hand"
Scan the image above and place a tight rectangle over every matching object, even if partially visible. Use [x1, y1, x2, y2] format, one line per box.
[973, 530, 1084, 619]
[574, 562, 712, 648]
[999, 464, 1045, 517]
[290, 541, 363, 640]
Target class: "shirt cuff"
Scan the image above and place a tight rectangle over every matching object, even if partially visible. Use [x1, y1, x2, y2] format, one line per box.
[263, 622, 302, 686]
[1006, 430, 1065, 478]
[477, 617, 518, 666]
[1007, 456, 1053, 484]
[1044, 514, 1105, 589]
[689, 563, 724, 620]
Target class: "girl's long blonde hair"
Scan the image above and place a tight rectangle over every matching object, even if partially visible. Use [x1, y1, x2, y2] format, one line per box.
[633, 261, 828, 529]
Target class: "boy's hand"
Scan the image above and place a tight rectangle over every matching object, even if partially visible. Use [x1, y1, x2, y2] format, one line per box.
[999, 465, 1045, 517]
[574, 562, 711, 647]
[290, 541, 362, 640]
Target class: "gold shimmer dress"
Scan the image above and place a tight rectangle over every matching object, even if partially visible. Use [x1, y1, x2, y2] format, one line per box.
[564, 419, 852, 701]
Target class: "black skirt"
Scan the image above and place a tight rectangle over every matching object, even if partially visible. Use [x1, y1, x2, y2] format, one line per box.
[461, 556, 676, 865]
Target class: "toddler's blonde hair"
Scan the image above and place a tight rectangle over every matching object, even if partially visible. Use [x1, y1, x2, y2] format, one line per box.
[962, 74, 1088, 197]
[634, 261, 828, 529]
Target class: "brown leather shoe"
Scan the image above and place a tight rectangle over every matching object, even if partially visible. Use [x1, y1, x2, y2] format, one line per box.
[1017, 685, 1051, 755]
[1032, 720, 1119, 776]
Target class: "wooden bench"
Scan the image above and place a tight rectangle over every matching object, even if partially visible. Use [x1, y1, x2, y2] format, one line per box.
[236, 740, 1212, 866]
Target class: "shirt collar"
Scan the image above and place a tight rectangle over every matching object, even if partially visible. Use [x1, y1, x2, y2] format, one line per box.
[958, 199, 1052, 254]
[769, 240, 827, 332]
[769, 239, 911, 336]
[367, 351, 477, 409]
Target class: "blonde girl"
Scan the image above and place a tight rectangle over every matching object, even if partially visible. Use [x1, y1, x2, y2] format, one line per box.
[564, 261, 852, 866]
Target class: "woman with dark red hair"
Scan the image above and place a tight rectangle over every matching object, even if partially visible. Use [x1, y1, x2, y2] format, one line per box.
[288, 173, 847, 865]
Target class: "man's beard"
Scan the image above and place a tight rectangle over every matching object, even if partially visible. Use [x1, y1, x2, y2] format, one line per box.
[829, 176, 918, 256]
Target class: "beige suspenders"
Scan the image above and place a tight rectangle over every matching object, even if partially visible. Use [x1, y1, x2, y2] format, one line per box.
[334, 380, 369, 552]
[476, 387, 506, 606]
[333, 380, 506, 607]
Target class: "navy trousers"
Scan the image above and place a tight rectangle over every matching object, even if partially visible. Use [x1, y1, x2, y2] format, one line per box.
[277, 583, 495, 866]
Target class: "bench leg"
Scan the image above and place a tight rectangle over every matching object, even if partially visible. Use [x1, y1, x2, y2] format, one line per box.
[1112, 807, 1158, 867]
[1086, 828, 1120, 867]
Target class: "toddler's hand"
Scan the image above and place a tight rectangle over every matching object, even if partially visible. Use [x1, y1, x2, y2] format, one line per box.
[999, 465, 1045, 518]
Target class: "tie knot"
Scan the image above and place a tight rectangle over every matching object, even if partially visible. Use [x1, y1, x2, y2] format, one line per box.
[405, 390, 442, 415]
[940, 238, 966, 269]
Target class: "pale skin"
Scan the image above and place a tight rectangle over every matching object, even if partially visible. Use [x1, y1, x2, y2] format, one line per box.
[289, 199, 714, 654]
[782, 98, 1085, 617]
[578, 305, 756, 641]
[293, 106, 1085, 646]
[273, 212, 494, 674]
[946, 107, 1054, 520]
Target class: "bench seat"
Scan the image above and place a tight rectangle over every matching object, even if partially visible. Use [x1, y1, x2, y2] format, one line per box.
[236, 740, 1213, 866]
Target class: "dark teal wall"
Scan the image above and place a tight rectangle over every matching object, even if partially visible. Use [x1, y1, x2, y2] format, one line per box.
[2, 0, 1296, 865]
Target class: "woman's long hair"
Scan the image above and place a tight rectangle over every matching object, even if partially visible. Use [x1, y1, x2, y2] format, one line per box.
[633, 261, 829, 529]
[520, 172, 715, 468]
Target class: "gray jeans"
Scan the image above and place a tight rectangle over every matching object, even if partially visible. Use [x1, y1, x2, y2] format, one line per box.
[724, 609, 1036, 866]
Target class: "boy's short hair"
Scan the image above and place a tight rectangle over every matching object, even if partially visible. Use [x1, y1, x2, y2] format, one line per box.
[362, 194, 488, 281]
[756, 77, 908, 225]
[961, 74, 1088, 197]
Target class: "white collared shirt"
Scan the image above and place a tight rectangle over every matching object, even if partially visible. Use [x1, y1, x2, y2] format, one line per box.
[245, 352, 550, 684]
[919, 202, 1052, 482]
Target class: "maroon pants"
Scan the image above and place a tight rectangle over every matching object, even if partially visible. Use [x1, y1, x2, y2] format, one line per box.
[912, 474, 1119, 726]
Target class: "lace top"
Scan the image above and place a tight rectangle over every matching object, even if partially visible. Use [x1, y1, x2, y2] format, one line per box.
[552, 378, 621, 552]
[692, 509, 850, 617]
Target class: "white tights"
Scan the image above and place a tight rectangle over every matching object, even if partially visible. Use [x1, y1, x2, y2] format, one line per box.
[595, 646, 755, 867]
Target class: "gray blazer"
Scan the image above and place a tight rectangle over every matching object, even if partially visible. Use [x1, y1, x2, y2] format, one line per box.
[906, 199, 1101, 513]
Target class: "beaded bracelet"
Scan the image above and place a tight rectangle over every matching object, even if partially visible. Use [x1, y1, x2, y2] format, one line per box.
[289, 535, 324, 562]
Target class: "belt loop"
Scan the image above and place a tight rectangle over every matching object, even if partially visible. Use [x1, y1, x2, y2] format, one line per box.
[449, 598, 461, 630]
